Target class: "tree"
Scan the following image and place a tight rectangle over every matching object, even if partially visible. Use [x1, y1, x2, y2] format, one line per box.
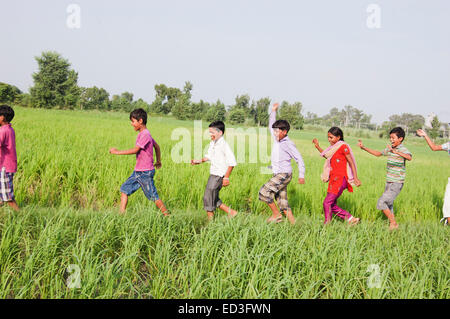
[353, 109, 364, 129]
[255, 97, 271, 126]
[228, 108, 246, 124]
[30, 51, 80, 109]
[79, 86, 110, 110]
[133, 98, 150, 113]
[343, 105, 354, 127]
[190, 100, 209, 120]
[205, 99, 226, 122]
[152, 83, 183, 114]
[388, 113, 425, 135]
[172, 94, 191, 120]
[231, 94, 251, 118]
[427, 115, 441, 139]
[0, 82, 22, 103]
[111, 92, 134, 112]
[279, 101, 304, 130]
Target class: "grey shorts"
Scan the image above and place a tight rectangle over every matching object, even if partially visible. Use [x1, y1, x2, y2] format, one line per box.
[203, 175, 223, 212]
[376, 182, 404, 212]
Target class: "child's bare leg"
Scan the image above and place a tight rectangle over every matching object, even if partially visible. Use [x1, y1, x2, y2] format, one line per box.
[206, 211, 214, 221]
[120, 193, 128, 213]
[7, 200, 19, 211]
[219, 203, 237, 217]
[382, 208, 398, 229]
[155, 199, 169, 216]
[267, 202, 282, 222]
[283, 209, 296, 225]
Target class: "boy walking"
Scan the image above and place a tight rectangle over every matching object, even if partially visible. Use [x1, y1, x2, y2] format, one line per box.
[0, 105, 19, 211]
[109, 108, 169, 215]
[358, 127, 412, 230]
[191, 121, 238, 220]
[258, 103, 305, 225]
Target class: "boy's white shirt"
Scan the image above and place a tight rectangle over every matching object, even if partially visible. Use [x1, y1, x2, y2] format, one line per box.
[204, 136, 237, 177]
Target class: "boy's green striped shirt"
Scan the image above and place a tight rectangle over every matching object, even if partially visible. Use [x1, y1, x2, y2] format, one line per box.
[381, 144, 412, 183]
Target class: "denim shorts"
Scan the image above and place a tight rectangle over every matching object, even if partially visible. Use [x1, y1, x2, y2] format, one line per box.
[120, 170, 159, 201]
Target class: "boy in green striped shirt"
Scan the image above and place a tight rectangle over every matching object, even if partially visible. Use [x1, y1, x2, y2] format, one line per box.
[358, 127, 412, 230]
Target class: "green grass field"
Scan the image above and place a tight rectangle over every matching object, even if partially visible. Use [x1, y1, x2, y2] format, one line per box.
[0, 106, 448, 298]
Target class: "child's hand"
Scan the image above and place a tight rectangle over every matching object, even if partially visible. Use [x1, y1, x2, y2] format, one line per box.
[191, 159, 200, 165]
[298, 178, 305, 184]
[357, 140, 364, 149]
[155, 161, 162, 169]
[312, 138, 319, 146]
[272, 103, 279, 112]
[109, 148, 118, 155]
[416, 129, 427, 137]
[387, 144, 394, 152]
[354, 178, 362, 187]
[222, 178, 230, 187]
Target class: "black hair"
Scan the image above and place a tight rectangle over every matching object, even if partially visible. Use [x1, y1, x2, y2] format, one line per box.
[272, 120, 290, 133]
[328, 126, 344, 141]
[389, 127, 405, 140]
[209, 121, 225, 134]
[129, 108, 147, 125]
[0, 105, 15, 123]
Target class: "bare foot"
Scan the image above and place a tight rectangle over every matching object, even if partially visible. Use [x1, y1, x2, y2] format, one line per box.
[348, 217, 360, 226]
[267, 214, 283, 223]
[389, 222, 399, 230]
[283, 210, 296, 225]
[227, 209, 238, 218]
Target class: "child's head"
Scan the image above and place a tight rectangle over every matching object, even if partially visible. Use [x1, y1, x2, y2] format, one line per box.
[328, 127, 344, 145]
[389, 127, 405, 147]
[129, 108, 147, 131]
[272, 120, 290, 141]
[208, 121, 225, 141]
[0, 105, 15, 124]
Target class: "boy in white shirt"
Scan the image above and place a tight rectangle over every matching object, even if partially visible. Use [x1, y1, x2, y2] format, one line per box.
[191, 121, 238, 220]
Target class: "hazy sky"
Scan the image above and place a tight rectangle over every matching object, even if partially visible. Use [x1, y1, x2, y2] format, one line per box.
[1, 0, 449, 124]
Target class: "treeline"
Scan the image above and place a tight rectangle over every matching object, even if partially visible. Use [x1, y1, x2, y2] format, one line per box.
[2, 51, 446, 136]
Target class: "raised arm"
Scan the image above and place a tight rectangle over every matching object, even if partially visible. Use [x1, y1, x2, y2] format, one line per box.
[416, 129, 443, 151]
[312, 138, 324, 154]
[269, 103, 278, 140]
[358, 140, 382, 157]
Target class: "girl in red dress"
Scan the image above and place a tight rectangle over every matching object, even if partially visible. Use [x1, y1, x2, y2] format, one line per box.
[313, 127, 361, 225]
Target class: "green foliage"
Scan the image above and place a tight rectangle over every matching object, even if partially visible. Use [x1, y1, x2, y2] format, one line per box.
[254, 97, 271, 126]
[30, 51, 81, 109]
[227, 108, 246, 124]
[388, 113, 425, 135]
[279, 101, 304, 130]
[172, 94, 191, 120]
[204, 100, 226, 122]
[111, 92, 135, 112]
[79, 87, 110, 110]
[0, 82, 22, 103]
[13, 93, 32, 107]
[427, 115, 441, 139]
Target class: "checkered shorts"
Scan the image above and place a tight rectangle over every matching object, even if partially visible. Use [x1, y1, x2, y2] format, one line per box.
[0, 168, 15, 202]
[258, 173, 292, 212]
